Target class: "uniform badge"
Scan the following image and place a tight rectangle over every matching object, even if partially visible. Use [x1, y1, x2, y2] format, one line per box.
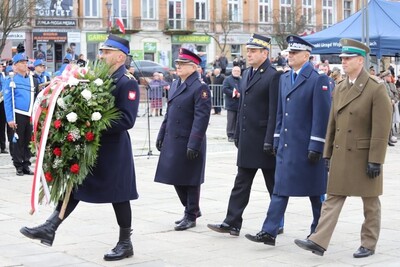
[201, 90, 208, 99]
[322, 85, 328, 91]
[128, 91, 136, 100]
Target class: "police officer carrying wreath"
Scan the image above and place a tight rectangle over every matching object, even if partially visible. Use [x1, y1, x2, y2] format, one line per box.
[154, 48, 211, 231]
[20, 34, 140, 261]
[295, 38, 392, 258]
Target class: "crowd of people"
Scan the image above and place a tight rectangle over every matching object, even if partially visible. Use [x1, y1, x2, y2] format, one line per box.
[0, 32, 396, 262]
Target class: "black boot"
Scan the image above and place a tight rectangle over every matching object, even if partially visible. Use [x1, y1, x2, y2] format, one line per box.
[20, 211, 62, 246]
[103, 227, 134, 261]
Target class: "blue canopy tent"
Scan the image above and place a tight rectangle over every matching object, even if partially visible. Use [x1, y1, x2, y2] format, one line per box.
[303, 0, 400, 58]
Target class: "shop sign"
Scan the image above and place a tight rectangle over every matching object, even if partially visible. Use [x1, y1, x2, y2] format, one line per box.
[219, 35, 252, 44]
[33, 32, 68, 42]
[131, 50, 144, 60]
[0, 32, 25, 39]
[36, 20, 76, 27]
[35, 0, 73, 17]
[144, 42, 157, 53]
[172, 35, 210, 44]
[86, 33, 131, 43]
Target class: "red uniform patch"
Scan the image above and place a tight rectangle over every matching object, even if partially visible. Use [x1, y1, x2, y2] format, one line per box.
[201, 90, 208, 99]
[128, 91, 136, 100]
[322, 85, 328, 91]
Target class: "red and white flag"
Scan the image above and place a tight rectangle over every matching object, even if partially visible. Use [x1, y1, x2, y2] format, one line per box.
[116, 17, 126, 34]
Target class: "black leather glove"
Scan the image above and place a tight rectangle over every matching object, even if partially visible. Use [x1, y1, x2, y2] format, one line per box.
[308, 150, 322, 163]
[234, 139, 238, 148]
[156, 139, 163, 151]
[366, 162, 381, 179]
[187, 148, 199, 160]
[263, 143, 274, 155]
[325, 158, 330, 171]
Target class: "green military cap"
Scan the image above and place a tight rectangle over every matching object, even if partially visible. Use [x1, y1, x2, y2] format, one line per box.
[339, 38, 370, 57]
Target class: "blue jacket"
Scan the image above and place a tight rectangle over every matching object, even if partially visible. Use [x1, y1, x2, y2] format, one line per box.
[273, 62, 331, 196]
[3, 73, 37, 121]
[74, 65, 140, 203]
[155, 71, 211, 186]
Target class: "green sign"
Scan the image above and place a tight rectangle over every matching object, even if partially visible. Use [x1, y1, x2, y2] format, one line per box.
[131, 50, 144, 60]
[86, 33, 131, 43]
[172, 35, 211, 44]
[144, 42, 157, 52]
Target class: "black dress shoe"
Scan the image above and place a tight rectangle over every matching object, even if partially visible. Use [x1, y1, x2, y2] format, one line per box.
[294, 239, 325, 256]
[1, 149, 8, 154]
[277, 227, 284, 235]
[16, 169, 24, 176]
[174, 218, 196, 231]
[388, 142, 395, 146]
[207, 222, 240, 236]
[175, 211, 202, 224]
[23, 168, 34, 175]
[245, 231, 276, 246]
[353, 246, 374, 258]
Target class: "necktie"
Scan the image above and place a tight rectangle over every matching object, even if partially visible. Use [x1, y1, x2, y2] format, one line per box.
[293, 72, 297, 80]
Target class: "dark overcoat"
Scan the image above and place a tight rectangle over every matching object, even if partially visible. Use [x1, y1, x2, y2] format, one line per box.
[154, 71, 211, 186]
[235, 58, 281, 169]
[273, 62, 331, 196]
[222, 75, 241, 111]
[74, 65, 140, 203]
[324, 70, 392, 197]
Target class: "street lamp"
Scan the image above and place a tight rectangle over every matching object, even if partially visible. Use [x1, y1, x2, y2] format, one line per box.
[105, 1, 112, 33]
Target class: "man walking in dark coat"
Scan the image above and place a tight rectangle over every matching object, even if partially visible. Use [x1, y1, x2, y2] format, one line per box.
[222, 65, 241, 141]
[245, 35, 331, 246]
[20, 34, 140, 262]
[154, 48, 211, 231]
[207, 33, 281, 236]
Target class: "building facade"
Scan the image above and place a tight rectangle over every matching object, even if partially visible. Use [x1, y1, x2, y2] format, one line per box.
[0, 0, 384, 72]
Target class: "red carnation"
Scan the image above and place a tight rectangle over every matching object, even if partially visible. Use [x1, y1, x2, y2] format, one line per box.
[45, 172, 53, 182]
[54, 119, 62, 129]
[66, 133, 74, 142]
[85, 132, 95, 142]
[70, 164, 80, 174]
[53, 147, 62, 157]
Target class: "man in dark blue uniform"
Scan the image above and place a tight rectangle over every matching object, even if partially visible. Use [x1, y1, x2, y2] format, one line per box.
[154, 48, 211, 231]
[3, 46, 38, 175]
[245, 35, 331, 246]
[20, 34, 140, 262]
[32, 59, 51, 91]
[207, 34, 282, 236]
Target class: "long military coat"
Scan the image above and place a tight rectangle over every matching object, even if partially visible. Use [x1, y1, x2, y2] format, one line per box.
[74, 65, 140, 203]
[274, 62, 331, 196]
[235, 58, 281, 169]
[324, 69, 392, 197]
[154, 71, 211, 186]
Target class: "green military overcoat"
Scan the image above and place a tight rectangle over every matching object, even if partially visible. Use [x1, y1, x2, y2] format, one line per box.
[324, 69, 392, 197]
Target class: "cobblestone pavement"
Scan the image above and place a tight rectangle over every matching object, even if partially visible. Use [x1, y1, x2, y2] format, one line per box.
[1, 109, 399, 267]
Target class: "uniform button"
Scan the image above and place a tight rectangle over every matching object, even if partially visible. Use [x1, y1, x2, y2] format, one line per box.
[284, 144, 288, 147]
[246, 92, 249, 95]
[348, 129, 352, 133]
[175, 135, 178, 138]
[285, 113, 288, 116]
[284, 128, 287, 132]
[242, 128, 246, 132]
[350, 112, 353, 115]
[176, 120, 180, 124]
[347, 148, 352, 151]
[337, 128, 340, 131]
[286, 97, 290, 101]
[335, 145, 339, 148]
[243, 116, 246, 119]
[244, 104, 247, 107]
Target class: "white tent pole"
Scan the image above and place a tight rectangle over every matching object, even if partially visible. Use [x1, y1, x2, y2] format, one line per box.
[365, 0, 370, 69]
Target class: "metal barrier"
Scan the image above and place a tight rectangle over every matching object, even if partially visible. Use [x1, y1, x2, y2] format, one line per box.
[208, 84, 225, 108]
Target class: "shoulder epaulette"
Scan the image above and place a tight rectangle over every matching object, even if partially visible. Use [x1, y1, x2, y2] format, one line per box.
[124, 72, 136, 81]
[369, 75, 380, 84]
[337, 79, 344, 85]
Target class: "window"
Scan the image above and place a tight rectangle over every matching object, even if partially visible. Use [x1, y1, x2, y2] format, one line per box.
[168, 0, 184, 29]
[10, 0, 25, 16]
[302, 0, 314, 25]
[280, 0, 292, 31]
[259, 0, 270, 23]
[322, 0, 335, 29]
[231, 44, 241, 59]
[195, 0, 208, 21]
[142, 0, 156, 19]
[85, 0, 99, 17]
[343, 0, 353, 19]
[113, 0, 129, 27]
[228, 0, 241, 22]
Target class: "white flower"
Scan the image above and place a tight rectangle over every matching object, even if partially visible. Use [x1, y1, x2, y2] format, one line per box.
[57, 98, 66, 109]
[91, 112, 102, 121]
[67, 76, 80, 87]
[66, 112, 78, 123]
[81, 89, 92, 101]
[93, 78, 104, 86]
